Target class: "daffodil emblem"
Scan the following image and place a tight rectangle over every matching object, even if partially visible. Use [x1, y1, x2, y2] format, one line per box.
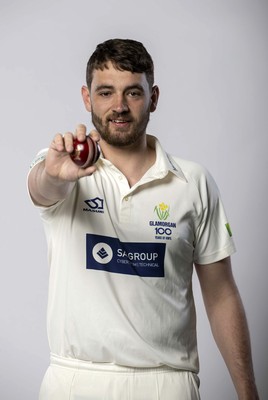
[154, 202, 170, 221]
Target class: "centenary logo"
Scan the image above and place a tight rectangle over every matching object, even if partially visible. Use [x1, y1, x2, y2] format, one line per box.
[154, 202, 170, 221]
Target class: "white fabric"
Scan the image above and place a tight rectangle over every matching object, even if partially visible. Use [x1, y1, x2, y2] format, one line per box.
[39, 355, 200, 400]
[29, 135, 236, 372]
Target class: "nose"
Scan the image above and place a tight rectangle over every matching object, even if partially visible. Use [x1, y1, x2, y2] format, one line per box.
[112, 94, 129, 114]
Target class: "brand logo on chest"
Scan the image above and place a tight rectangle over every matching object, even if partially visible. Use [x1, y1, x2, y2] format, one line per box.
[83, 197, 104, 213]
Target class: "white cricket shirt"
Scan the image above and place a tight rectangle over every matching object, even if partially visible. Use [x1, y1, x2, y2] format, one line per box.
[29, 135, 236, 373]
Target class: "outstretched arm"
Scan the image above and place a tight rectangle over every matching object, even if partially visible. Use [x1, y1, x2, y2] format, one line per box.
[195, 257, 259, 400]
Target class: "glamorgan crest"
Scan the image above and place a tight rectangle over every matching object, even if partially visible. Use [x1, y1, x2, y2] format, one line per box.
[154, 202, 170, 221]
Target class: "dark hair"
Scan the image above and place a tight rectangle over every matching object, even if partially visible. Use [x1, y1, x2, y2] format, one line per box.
[86, 38, 154, 89]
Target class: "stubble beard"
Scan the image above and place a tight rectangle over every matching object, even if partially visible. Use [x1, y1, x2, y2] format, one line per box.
[91, 108, 150, 147]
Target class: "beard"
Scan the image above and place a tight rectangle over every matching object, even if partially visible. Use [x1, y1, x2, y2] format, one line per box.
[91, 107, 150, 147]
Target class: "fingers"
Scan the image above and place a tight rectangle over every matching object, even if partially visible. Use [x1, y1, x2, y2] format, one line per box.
[52, 133, 65, 151]
[63, 132, 75, 153]
[51, 125, 88, 154]
[50, 125, 101, 158]
[75, 124, 87, 142]
[74, 125, 101, 144]
[51, 132, 73, 153]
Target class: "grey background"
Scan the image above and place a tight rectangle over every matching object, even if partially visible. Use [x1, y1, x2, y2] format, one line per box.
[0, 0, 267, 399]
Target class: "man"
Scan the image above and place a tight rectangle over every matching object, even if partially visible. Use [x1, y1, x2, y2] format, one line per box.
[28, 39, 259, 399]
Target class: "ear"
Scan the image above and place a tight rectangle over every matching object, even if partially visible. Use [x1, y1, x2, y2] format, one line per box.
[81, 85, 92, 112]
[150, 85, 160, 113]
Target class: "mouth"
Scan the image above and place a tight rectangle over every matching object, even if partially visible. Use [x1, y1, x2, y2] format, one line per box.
[109, 119, 131, 127]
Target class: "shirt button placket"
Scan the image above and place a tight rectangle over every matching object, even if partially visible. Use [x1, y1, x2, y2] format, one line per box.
[120, 194, 132, 223]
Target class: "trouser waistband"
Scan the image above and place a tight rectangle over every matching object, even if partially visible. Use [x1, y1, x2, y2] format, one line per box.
[50, 354, 183, 374]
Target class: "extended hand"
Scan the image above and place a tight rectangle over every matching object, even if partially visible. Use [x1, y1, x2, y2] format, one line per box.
[45, 124, 100, 181]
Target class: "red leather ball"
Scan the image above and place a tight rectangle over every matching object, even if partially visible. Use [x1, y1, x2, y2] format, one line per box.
[71, 136, 100, 168]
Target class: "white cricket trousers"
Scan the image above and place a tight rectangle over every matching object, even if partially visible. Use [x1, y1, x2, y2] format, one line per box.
[39, 354, 201, 400]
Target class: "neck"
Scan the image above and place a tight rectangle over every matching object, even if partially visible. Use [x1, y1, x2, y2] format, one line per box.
[100, 134, 156, 187]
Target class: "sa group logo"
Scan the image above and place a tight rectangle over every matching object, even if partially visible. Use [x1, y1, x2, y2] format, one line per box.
[86, 234, 166, 277]
[92, 242, 113, 264]
[83, 197, 104, 213]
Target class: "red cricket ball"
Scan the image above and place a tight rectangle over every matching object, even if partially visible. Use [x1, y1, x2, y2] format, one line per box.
[70, 136, 100, 168]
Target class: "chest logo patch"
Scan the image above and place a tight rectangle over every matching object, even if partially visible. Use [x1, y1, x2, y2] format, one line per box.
[83, 197, 104, 213]
[86, 234, 166, 277]
[154, 202, 170, 221]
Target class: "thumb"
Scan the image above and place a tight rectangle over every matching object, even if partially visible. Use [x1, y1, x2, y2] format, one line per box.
[77, 164, 98, 179]
[89, 129, 101, 142]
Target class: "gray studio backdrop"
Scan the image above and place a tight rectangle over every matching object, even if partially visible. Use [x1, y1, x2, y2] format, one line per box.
[0, 0, 267, 399]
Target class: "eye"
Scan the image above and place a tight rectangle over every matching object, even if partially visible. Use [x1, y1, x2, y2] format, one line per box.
[128, 91, 142, 98]
[99, 91, 112, 97]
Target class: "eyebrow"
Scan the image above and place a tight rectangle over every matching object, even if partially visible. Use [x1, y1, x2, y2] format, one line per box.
[95, 85, 114, 92]
[94, 84, 145, 93]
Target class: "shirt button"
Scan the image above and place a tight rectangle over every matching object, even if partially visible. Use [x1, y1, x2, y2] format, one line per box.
[124, 196, 129, 202]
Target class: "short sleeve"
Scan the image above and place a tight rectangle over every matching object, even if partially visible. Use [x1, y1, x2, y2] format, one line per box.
[193, 168, 236, 265]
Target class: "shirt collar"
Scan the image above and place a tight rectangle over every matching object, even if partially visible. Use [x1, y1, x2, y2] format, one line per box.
[98, 134, 188, 183]
[147, 135, 187, 182]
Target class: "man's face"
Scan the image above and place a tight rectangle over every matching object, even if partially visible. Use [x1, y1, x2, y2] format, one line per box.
[83, 62, 158, 147]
